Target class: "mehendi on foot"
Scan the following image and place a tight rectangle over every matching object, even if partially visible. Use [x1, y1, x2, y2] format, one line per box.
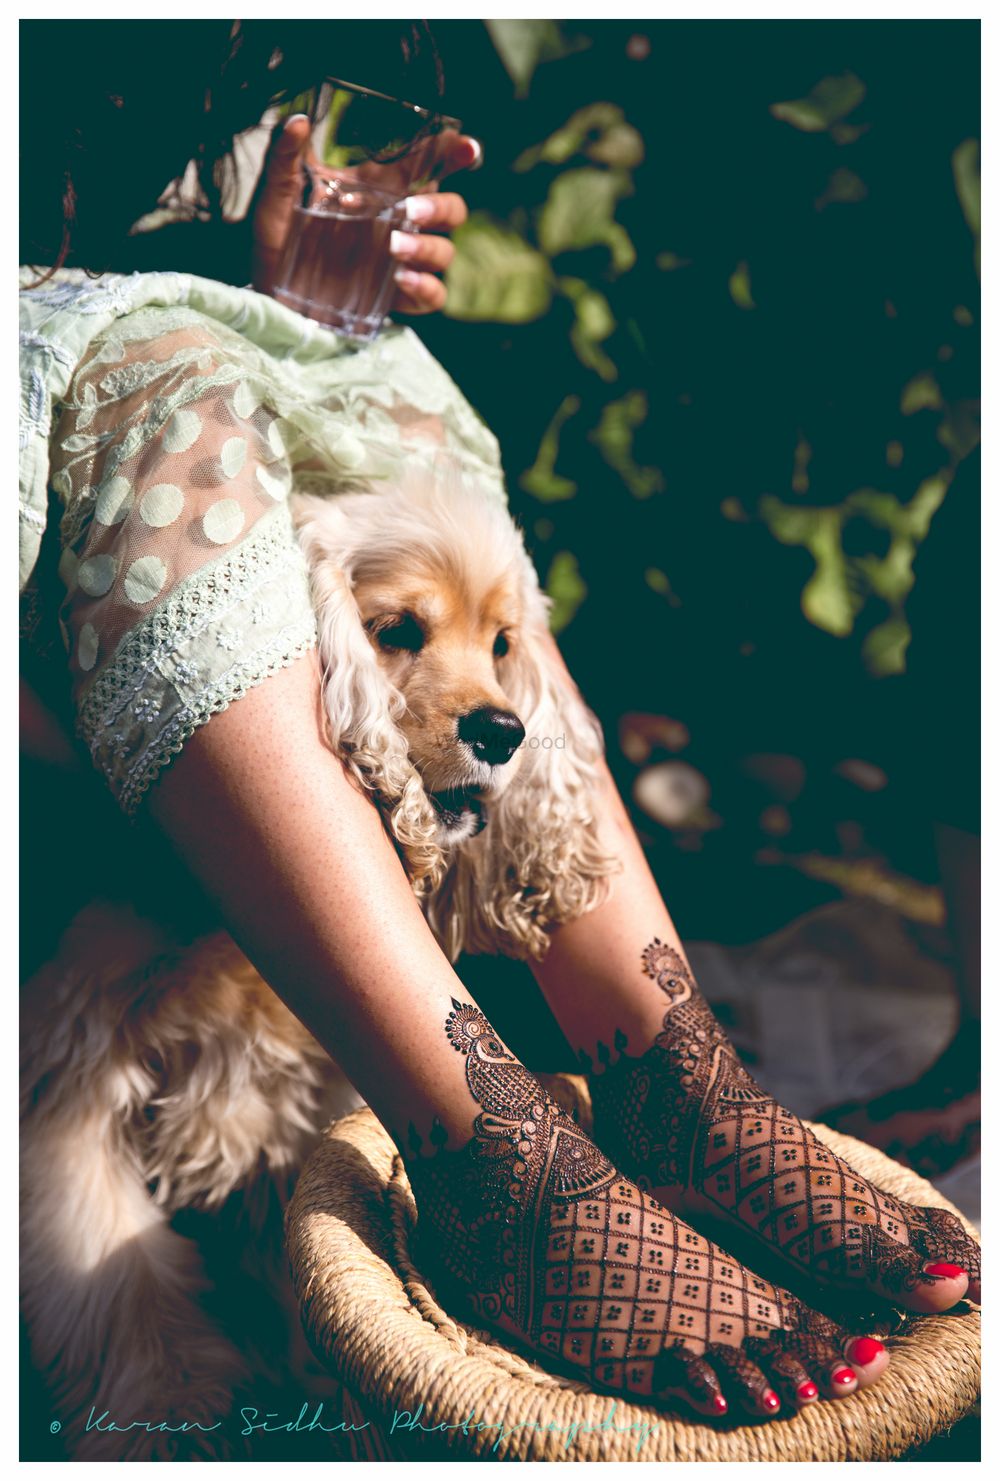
[406, 999, 889, 1418]
[587, 939, 981, 1311]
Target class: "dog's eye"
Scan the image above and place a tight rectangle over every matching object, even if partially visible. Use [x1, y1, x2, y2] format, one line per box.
[375, 615, 425, 654]
[493, 631, 510, 659]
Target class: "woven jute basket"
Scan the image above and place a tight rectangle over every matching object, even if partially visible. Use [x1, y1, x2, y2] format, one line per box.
[285, 1077, 980, 1462]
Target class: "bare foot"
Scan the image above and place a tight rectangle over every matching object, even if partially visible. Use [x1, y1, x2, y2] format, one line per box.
[587, 940, 981, 1313]
[407, 1001, 890, 1420]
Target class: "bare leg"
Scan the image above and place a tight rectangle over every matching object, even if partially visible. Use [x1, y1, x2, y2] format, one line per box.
[146, 653, 888, 1415]
[150, 650, 475, 1149]
[528, 641, 981, 1313]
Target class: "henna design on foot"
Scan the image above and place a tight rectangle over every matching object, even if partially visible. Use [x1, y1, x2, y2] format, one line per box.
[406, 998, 882, 1417]
[588, 939, 981, 1307]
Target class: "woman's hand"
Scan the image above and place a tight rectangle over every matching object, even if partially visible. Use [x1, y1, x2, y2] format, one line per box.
[251, 114, 478, 314]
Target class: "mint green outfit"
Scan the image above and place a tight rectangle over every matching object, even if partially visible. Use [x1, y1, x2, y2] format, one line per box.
[19, 268, 504, 813]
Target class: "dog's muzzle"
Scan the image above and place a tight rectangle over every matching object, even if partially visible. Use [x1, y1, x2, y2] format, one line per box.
[430, 787, 488, 838]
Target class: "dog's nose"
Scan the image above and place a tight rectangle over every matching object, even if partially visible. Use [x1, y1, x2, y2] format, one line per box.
[458, 707, 525, 766]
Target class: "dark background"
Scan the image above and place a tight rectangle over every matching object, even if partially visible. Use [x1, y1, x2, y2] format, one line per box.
[396, 20, 980, 1047]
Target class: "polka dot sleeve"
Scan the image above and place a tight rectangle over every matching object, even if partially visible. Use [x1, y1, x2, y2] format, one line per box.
[51, 320, 317, 814]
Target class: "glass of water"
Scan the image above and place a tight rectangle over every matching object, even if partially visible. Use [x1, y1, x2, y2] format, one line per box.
[272, 77, 464, 342]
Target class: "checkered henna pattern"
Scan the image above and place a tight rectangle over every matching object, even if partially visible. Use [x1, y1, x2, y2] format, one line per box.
[587, 939, 981, 1302]
[406, 999, 877, 1416]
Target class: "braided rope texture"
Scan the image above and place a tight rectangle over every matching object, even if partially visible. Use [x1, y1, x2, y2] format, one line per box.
[285, 1077, 980, 1463]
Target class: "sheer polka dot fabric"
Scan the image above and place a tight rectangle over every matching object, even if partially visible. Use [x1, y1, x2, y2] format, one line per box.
[57, 328, 298, 678]
[50, 321, 317, 813]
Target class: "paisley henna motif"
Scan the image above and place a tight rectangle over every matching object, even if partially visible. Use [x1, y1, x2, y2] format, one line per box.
[588, 939, 982, 1303]
[406, 998, 881, 1414]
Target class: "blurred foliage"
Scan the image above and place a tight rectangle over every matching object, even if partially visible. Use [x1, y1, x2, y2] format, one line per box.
[417, 21, 979, 902]
[768, 71, 867, 139]
[485, 18, 590, 98]
[426, 20, 979, 681]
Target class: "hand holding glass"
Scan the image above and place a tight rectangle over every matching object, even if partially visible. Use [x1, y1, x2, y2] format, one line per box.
[272, 79, 466, 341]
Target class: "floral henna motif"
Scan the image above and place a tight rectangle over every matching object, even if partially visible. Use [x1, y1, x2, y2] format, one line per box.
[406, 998, 872, 1413]
[585, 941, 765, 1189]
[588, 939, 981, 1302]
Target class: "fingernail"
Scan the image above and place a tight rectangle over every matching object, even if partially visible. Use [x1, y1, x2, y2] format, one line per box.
[832, 1368, 856, 1387]
[848, 1337, 885, 1366]
[393, 269, 422, 291]
[404, 195, 436, 223]
[761, 1389, 780, 1411]
[283, 113, 310, 139]
[712, 1393, 728, 1415]
[797, 1381, 819, 1401]
[389, 230, 420, 257]
[924, 1262, 966, 1279]
[468, 137, 484, 170]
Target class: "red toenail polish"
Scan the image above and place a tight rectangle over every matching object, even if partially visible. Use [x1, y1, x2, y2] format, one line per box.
[924, 1262, 966, 1279]
[833, 1368, 856, 1386]
[798, 1381, 819, 1401]
[848, 1338, 885, 1365]
[712, 1394, 728, 1415]
[762, 1389, 780, 1411]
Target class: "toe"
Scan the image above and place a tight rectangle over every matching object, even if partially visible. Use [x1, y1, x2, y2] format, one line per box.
[912, 1261, 971, 1312]
[919, 1208, 980, 1305]
[706, 1344, 781, 1419]
[756, 1342, 818, 1410]
[784, 1329, 860, 1401]
[865, 1229, 970, 1312]
[653, 1345, 728, 1419]
[823, 1362, 861, 1398]
[842, 1335, 889, 1390]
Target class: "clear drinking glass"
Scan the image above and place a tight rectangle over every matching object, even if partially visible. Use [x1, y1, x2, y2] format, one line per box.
[272, 77, 464, 341]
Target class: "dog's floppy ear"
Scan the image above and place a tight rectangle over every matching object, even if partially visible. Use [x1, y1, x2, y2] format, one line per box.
[292, 495, 445, 895]
[433, 559, 619, 960]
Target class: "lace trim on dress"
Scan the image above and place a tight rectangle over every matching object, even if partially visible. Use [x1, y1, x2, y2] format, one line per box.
[77, 502, 317, 814]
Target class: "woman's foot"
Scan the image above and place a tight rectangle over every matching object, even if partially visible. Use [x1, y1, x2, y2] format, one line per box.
[586, 940, 981, 1314]
[407, 1000, 890, 1420]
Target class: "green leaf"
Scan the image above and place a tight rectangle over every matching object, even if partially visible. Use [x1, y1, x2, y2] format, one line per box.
[589, 391, 664, 498]
[862, 616, 911, 676]
[546, 551, 587, 633]
[645, 567, 677, 603]
[815, 168, 868, 211]
[900, 372, 942, 415]
[830, 121, 868, 146]
[854, 540, 917, 605]
[728, 260, 756, 310]
[937, 400, 981, 462]
[800, 512, 855, 636]
[538, 168, 636, 275]
[520, 395, 580, 502]
[557, 277, 618, 381]
[514, 102, 644, 172]
[770, 72, 866, 133]
[656, 251, 692, 271]
[760, 498, 855, 636]
[444, 214, 553, 324]
[485, 19, 588, 96]
[952, 138, 980, 274]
